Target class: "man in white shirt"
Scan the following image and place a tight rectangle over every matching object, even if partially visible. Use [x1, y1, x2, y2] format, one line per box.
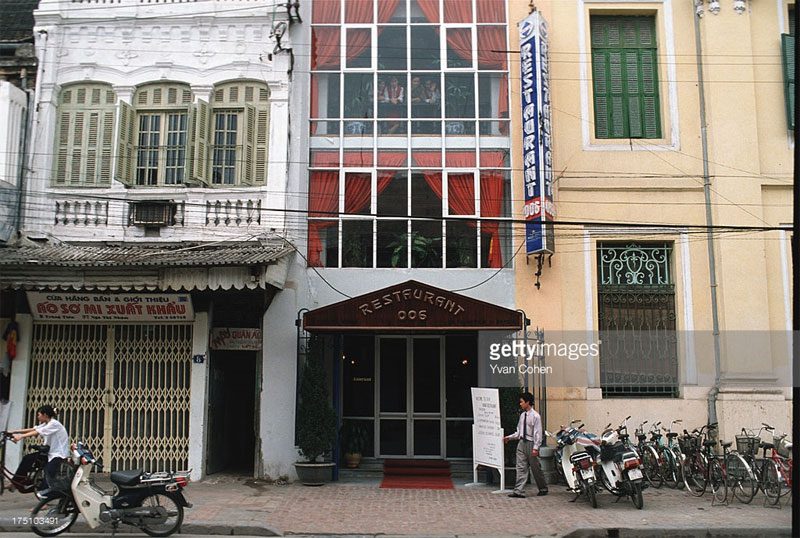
[11, 404, 70, 498]
[502, 392, 548, 498]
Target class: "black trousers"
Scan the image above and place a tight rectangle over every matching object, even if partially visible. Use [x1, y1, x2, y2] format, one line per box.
[13, 454, 61, 490]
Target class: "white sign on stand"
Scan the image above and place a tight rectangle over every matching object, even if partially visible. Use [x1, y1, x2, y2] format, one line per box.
[467, 387, 508, 493]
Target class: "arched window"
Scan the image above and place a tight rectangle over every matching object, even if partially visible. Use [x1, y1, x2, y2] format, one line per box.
[54, 83, 116, 186]
[195, 81, 270, 186]
[119, 83, 193, 186]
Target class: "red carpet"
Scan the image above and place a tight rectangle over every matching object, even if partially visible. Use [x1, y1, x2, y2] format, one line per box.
[380, 459, 454, 490]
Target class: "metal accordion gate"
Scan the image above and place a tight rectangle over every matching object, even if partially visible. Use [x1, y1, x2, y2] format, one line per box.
[27, 323, 192, 472]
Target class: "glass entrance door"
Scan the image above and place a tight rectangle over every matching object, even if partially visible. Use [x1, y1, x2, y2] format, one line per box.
[378, 336, 443, 457]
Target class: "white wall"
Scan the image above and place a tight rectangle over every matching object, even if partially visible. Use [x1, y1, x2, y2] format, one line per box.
[0, 81, 28, 241]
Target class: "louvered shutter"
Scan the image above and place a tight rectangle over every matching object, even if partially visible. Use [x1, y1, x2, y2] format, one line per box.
[191, 99, 211, 185]
[254, 106, 270, 185]
[115, 101, 135, 186]
[85, 112, 98, 185]
[782, 34, 795, 130]
[183, 104, 195, 183]
[240, 104, 256, 185]
[591, 16, 660, 140]
[54, 111, 71, 185]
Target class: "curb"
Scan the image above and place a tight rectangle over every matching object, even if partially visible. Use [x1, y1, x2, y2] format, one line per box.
[0, 522, 283, 536]
[563, 528, 791, 538]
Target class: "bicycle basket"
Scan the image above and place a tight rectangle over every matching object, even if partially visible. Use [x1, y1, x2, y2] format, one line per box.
[678, 436, 700, 453]
[777, 437, 792, 458]
[735, 435, 760, 457]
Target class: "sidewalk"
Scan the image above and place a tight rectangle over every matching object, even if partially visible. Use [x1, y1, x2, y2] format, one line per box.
[0, 474, 791, 537]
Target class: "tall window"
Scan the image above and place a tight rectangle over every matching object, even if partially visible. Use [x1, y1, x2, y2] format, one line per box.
[54, 83, 116, 186]
[781, 7, 795, 130]
[205, 82, 271, 186]
[114, 81, 272, 187]
[309, 0, 511, 268]
[125, 83, 193, 186]
[597, 242, 678, 397]
[590, 16, 661, 139]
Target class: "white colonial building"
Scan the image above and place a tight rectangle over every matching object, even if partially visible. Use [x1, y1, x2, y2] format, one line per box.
[1, 0, 305, 481]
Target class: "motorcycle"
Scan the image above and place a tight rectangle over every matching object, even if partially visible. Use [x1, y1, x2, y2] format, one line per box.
[593, 416, 645, 509]
[546, 420, 601, 508]
[29, 442, 191, 537]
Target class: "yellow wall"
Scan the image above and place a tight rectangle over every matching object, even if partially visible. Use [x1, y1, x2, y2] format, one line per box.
[510, 0, 793, 436]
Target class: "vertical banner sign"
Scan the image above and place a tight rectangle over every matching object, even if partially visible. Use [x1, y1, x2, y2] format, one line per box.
[520, 12, 555, 255]
[470, 387, 506, 492]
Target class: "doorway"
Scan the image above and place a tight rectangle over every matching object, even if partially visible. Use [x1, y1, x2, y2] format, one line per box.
[378, 336, 443, 458]
[207, 351, 257, 475]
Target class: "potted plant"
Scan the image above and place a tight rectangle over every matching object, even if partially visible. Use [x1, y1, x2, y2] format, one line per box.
[341, 421, 369, 469]
[294, 338, 338, 486]
[389, 231, 441, 268]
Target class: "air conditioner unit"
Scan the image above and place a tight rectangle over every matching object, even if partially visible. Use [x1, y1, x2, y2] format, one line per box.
[129, 202, 175, 227]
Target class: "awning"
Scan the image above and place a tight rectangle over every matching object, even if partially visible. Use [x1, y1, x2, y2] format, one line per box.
[0, 241, 295, 291]
[303, 280, 523, 332]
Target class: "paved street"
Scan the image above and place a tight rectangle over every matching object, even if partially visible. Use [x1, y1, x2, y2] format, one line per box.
[0, 474, 791, 537]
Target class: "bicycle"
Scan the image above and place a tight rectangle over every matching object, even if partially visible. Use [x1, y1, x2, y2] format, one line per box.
[719, 434, 757, 504]
[635, 421, 663, 489]
[737, 424, 773, 503]
[659, 420, 684, 489]
[0, 431, 48, 495]
[755, 424, 793, 506]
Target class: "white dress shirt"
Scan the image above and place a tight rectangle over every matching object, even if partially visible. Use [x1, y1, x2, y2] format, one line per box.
[507, 408, 543, 450]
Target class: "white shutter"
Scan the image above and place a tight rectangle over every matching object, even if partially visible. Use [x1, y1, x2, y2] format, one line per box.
[182, 104, 194, 184]
[190, 99, 211, 185]
[115, 101, 135, 186]
[53, 110, 71, 185]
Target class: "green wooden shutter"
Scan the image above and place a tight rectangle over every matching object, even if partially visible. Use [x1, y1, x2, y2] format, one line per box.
[240, 104, 256, 185]
[99, 109, 114, 185]
[591, 16, 661, 139]
[782, 33, 795, 130]
[255, 106, 270, 185]
[115, 101, 135, 186]
[191, 99, 211, 185]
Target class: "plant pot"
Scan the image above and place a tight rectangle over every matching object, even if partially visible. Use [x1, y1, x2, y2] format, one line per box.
[294, 462, 335, 486]
[344, 452, 362, 469]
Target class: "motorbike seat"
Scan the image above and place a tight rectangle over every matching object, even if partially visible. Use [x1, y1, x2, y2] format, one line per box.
[111, 469, 144, 486]
[666, 433, 678, 438]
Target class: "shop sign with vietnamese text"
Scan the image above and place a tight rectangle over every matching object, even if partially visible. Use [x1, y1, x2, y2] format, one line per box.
[27, 292, 194, 322]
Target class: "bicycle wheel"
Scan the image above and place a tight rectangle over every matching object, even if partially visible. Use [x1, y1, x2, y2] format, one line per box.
[762, 460, 783, 505]
[671, 448, 685, 489]
[660, 448, 678, 488]
[709, 458, 727, 504]
[138, 493, 184, 537]
[31, 495, 78, 537]
[682, 451, 708, 496]
[727, 453, 756, 504]
[640, 446, 662, 488]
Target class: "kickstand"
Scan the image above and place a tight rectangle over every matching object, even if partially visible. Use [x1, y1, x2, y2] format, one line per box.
[613, 494, 623, 503]
[569, 492, 580, 503]
[111, 521, 119, 538]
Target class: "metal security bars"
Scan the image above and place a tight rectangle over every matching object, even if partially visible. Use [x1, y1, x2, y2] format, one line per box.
[597, 243, 678, 397]
[27, 323, 192, 472]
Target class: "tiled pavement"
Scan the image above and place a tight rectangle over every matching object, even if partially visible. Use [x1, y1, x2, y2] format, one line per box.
[0, 474, 791, 537]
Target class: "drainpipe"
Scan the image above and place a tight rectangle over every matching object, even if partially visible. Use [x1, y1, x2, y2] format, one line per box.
[14, 68, 31, 237]
[692, 5, 723, 429]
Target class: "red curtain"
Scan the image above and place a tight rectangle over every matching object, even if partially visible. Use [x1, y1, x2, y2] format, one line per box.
[446, 28, 473, 63]
[412, 152, 443, 201]
[415, 0, 439, 22]
[307, 169, 340, 267]
[444, 0, 471, 23]
[344, 173, 371, 214]
[378, 0, 402, 23]
[477, 0, 505, 23]
[377, 151, 407, 197]
[480, 151, 506, 268]
[310, 27, 341, 127]
[447, 173, 474, 215]
[345, 0, 372, 23]
[313, 0, 341, 23]
[477, 26, 509, 125]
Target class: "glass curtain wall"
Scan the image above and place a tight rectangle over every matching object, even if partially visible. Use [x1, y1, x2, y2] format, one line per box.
[309, 0, 512, 269]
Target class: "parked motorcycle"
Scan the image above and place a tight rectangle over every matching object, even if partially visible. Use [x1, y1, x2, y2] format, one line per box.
[30, 442, 191, 537]
[593, 416, 645, 509]
[546, 420, 600, 508]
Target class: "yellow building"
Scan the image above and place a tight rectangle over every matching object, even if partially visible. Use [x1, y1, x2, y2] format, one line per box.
[510, 0, 794, 443]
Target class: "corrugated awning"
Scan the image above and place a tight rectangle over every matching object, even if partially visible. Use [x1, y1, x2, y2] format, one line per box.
[0, 241, 295, 291]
